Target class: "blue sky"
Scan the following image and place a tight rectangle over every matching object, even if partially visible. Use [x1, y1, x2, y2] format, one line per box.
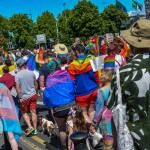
[0, 0, 144, 22]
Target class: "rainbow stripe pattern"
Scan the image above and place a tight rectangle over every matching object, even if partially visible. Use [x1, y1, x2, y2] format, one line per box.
[104, 55, 115, 69]
[68, 54, 98, 96]
[43, 70, 75, 108]
[4, 51, 9, 60]
[68, 55, 92, 78]
[94, 36, 103, 56]
[0, 83, 22, 141]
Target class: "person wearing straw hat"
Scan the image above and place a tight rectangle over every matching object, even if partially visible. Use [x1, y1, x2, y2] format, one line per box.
[107, 19, 150, 149]
[55, 44, 68, 55]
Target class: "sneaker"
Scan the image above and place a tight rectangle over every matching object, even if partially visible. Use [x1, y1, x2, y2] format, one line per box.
[33, 129, 38, 135]
[26, 127, 34, 136]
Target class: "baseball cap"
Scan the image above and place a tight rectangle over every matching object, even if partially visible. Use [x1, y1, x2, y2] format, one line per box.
[16, 57, 26, 68]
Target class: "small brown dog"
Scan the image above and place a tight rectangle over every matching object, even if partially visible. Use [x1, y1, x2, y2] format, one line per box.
[40, 118, 55, 137]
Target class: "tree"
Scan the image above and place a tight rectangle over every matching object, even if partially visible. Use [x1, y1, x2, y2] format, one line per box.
[9, 14, 34, 48]
[0, 15, 9, 49]
[58, 9, 73, 45]
[68, 0, 103, 39]
[36, 11, 57, 44]
[101, 5, 128, 33]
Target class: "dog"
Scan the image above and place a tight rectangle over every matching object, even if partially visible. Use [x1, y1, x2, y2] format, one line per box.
[40, 118, 55, 137]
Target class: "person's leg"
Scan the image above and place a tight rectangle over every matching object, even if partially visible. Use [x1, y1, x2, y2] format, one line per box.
[66, 119, 74, 150]
[76, 94, 92, 123]
[88, 90, 97, 122]
[30, 94, 38, 130]
[22, 111, 32, 129]
[7, 132, 18, 150]
[4, 132, 11, 150]
[82, 106, 92, 123]
[30, 109, 37, 130]
[88, 104, 95, 121]
[55, 117, 67, 148]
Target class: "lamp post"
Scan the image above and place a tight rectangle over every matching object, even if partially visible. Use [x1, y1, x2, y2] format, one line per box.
[115, 17, 121, 36]
[63, 3, 70, 45]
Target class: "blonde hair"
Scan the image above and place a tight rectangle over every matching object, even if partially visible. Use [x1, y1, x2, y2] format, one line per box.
[102, 69, 114, 82]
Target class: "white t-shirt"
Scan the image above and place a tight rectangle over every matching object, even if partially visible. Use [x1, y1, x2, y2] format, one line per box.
[115, 54, 125, 69]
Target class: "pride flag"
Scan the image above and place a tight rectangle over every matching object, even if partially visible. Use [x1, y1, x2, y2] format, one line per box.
[4, 51, 9, 60]
[43, 70, 75, 108]
[68, 55, 92, 78]
[26, 55, 40, 71]
[38, 48, 44, 61]
[104, 55, 115, 69]
[0, 83, 22, 141]
[94, 36, 103, 56]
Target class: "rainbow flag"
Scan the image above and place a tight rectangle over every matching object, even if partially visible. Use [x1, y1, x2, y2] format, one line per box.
[43, 70, 75, 108]
[104, 55, 115, 69]
[94, 36, 103, 56]
[4, 51, 9, 60]
[68, 55, 92, 78]
[0, 83, 22, 141]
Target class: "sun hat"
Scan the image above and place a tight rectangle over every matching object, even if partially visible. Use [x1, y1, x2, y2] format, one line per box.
[55, 44, 68, 54]
[121, 19, 150, 48]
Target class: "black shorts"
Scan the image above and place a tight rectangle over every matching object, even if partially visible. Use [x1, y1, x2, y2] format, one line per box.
[53, 101, 76, 118]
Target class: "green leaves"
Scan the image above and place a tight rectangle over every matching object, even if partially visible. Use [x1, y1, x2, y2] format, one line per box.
[37, 11, 56, 40]
[9, 14, 34, 48]
[67, 0, 103, 39]
[101, 5, 128, 33]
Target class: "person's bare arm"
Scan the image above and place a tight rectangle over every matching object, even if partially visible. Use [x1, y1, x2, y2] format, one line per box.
[16, 83, 23, 103]
[34, 78, 38, 90]
[40, 75, 45, 97]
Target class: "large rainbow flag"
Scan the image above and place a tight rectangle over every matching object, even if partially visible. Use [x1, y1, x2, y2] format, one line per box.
[0, 83, 22, 141]
[68, 55, 92, 79]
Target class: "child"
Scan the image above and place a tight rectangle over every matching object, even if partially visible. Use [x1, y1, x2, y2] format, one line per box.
[89, 124, 103, 148]
[66, 104, 88, 150]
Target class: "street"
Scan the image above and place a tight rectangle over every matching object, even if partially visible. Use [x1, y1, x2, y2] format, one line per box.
[0, 98, 61, 150]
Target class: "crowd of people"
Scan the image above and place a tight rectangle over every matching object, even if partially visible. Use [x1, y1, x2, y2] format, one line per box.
[0, 19, 150, 150]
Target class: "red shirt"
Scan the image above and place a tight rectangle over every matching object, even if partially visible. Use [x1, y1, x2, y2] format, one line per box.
[0, 73, 15, 90]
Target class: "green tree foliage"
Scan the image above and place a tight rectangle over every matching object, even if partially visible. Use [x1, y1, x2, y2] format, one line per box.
[58, 9, 73, 45]
[36, 11, 57, 43]
[101, 5, 128, 33]
[68, 0, 103, 39]
[9, 14, 34, 48]
[0, 15, 9, 49]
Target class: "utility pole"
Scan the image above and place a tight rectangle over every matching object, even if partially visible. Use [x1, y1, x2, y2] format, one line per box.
[56, 18, 59, 44]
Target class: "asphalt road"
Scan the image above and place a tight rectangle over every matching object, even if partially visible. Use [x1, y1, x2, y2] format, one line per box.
[0, 97, 61, 150]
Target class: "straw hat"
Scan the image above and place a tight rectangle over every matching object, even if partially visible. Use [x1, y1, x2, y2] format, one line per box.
[121, 19, 150, 48]
[55, 44, 68, 54]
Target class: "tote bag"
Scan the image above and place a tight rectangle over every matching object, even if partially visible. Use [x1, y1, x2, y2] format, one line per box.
[112, 69, 134, 150]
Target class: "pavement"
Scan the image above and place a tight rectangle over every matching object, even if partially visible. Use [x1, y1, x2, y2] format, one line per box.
[0, 97, 61, 150]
